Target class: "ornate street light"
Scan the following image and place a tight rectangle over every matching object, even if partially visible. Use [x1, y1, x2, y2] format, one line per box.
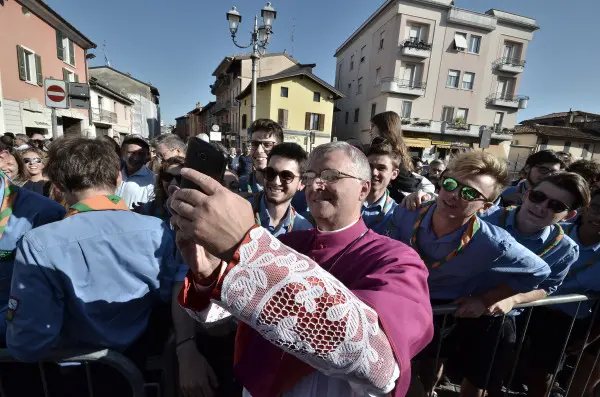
[226, 7, 242, 35]
[261, 2, 277, 29]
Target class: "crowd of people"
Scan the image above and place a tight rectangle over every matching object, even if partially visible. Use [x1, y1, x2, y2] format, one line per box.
[0, 110, 598, 397]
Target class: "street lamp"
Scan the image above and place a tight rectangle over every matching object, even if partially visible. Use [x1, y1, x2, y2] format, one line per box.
[226, 3, 277, 123]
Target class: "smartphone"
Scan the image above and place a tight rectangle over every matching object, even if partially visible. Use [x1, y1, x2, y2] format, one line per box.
[181, 137, 227, 191]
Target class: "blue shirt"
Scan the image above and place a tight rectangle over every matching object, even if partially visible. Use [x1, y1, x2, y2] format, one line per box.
[6, 210, 186, 362]
[498, 182, 527, 206]
[0, 184, 65, 337]
[239, 172, 263, 194]
[362, 192, 398, 235]
[480, 206, 578, 294]
[116, 166, 155, 209]
[248, 194, 312, 237]
[386, 204, 551, 300]
[552, 223, 600, 318]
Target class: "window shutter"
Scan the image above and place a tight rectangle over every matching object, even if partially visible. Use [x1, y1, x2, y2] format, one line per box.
[63, 68, 69, 82]
[305, 113, 311, 130]
[17, 45, 26, 81]
[278, 109, 284, 125]
[56, 30, 64, 60]
[68, 39, 75, 65]
[318, 114, 325, 131]
[35, 54, 43, 86]
[74, 73, 79, 83]
[283, 109, 288, 128]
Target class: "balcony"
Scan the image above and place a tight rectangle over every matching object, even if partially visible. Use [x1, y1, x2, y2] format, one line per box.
[210, 75, 231, 95]
[381, 78, 426, 96]
[211, 100, 231, 115]
[447, 8, 497, 31]
[400, 118, 514, 141]
[92, 108, 117, 124]
[401, 40, 432, 59]
[494, 57, 526, 74]
[401, 119, 442, 134]
[487, 94, 529, 109]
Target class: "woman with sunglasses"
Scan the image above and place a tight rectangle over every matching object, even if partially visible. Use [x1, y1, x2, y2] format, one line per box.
[20, 147, 51, 197]
[139, 156, 185, 220]
[369, 111, 435, 201]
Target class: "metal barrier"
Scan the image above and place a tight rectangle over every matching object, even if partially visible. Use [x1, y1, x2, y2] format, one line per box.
[426, 294, 600, 397]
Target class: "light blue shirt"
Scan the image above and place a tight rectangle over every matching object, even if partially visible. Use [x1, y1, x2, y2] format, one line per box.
[552, 223, 600, 318]
[239, 172, 263, 194]
[0, 182, 65, 337]
[248, 194, 312, 237]
[498, 182, 527, 206]
[362, 192, 398, 235]
[116, 166, 155, 208]
[385, 203, 551, 300]
[480, 205, 578, 295]
[6, 210, 186, 362]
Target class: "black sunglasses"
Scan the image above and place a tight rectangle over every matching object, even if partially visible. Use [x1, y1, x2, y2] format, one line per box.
[441, 177, 488, 202]
[264, 167, 299, 184]
[160, 172, 182, 185]
[527, 190, 570, 213]
[250, 140, 276, 150]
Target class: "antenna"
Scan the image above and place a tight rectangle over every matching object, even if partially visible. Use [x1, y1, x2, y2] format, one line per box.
[290, 19, 296, 57]
[102, 41, 111, 67]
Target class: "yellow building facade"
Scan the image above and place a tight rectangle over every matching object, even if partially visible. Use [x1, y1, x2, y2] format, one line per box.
[238, 69, 344, 152]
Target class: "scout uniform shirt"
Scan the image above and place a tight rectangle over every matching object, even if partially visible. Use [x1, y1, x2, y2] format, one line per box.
[0, 172, 65, 338]
[385, 202, 551, 300]
[480, 205, 578, 295]
[362, 189, 397, 235]
[6, 195, 186, 362]
[249, 192, 312, 237]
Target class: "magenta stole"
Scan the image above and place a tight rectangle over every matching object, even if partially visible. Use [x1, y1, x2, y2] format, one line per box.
[233, 219, 433, 397]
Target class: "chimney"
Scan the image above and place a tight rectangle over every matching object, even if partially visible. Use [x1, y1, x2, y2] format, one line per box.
[196, 102, 201, 109]
[568, 108, 574, 125]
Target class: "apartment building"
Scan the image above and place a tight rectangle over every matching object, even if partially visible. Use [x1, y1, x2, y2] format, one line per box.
[89, 77, 133, 140]
[0, 0, 96, 137]
[334, 0, 539, 160]
[210, 52, 299, 147]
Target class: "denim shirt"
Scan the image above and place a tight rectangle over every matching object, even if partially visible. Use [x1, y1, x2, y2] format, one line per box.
[361, 192, 398, 235]
[386, 203, 551, 300]
[6, 210, 183, 362]
[480, 205, 578, 295]
[0, 184, 65, 337]
[248, 194, 313, 237]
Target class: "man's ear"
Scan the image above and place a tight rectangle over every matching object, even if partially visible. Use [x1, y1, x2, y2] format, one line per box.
[480, 201, 495, 213]
[360, 180, 371, 201]
[562, 210, 578, 222]
[391, 168, 399, 181]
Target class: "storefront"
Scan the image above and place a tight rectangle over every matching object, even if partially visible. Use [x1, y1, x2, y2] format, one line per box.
[431, 140, 472, 160]
[404, 137, 432, 158]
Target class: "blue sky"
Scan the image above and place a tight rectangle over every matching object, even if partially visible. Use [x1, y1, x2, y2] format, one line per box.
[50, 0, 600, 125]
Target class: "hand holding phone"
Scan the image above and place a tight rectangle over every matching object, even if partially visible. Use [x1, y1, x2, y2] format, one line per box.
[181, 137, 227, 191]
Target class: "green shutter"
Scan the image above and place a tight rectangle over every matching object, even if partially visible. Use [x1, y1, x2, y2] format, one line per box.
[62, 68, 69, 82]
[68, 39, 75, 65]
[74, 73, 79, 83]
[35, 54, 43, 86]
[16, 45, 26, 81]
[56, 30, 64, 60]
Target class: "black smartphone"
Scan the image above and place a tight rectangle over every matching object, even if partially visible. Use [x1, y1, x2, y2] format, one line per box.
[181, 137, 227, 191]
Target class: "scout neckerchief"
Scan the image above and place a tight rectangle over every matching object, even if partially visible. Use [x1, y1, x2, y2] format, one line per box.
[365, 190, 394, 228]
[252, 192, 295, 232]
[500, 206, 564, 258]
[411, 202, 480, 268]
[0, 170, 18, 239]
[66, 195, 129, 218]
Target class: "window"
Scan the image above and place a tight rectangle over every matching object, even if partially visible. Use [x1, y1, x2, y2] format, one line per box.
[350, 55, 355, 71]
[563, 141, 571, 153]
[280, 87, 289, 97]
[357, 77, 363, 94]
[379, 31, 385, 50]
[494, 112, 504, 130]
[348, 82, 352, 93]
[360, 46, 366, 63]
[241, 114, 248, 129]
[97, 95, 104, 110]
[313, 92, 321, 102]
[468, 35, 481, 54]
[401, 101, 412, 119]
[408, 24, 423, 42]
[277, 109, 289, 128]
[375, 67, 381, 86]
[446, 69, 460, 88]
[345, 112, 349, 125]
[442, 106, 454, 123]
[62, 68, 78, 82]
[371, 103, 377, 118]
[56, 31, 75, 65]
[455, 108, 469, 123]
[305, 113, 325, 131]
[16, 46, 42, 86]
[354, 108, 360, 123]
[454, 32, 468, 51]
[540, 138, 549, 151]
[583, 144, 591, 159]
[462, 72, 475, 90]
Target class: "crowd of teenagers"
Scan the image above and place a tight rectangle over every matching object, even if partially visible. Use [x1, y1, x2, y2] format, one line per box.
[0, 110, 598, 397]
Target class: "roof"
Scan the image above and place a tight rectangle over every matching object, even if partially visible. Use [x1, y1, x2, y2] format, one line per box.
[521, 110, 600, 124]
[212, 52, 299, 77]
[89, 66, 160, 96]
[20, 0, 96, 49]
[236, 68, 345, 100]
[89, 77, 134, 105]
[514, 125, 600, 142]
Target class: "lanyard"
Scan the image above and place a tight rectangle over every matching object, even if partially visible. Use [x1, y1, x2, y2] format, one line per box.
[500, 207, 565, 258]
[253, 192, 295, 233]
[365, 190, 394, 228]
[411, 203, 480, 268]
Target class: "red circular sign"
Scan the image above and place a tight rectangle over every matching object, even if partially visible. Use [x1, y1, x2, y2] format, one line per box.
[47, 85, 66, 102]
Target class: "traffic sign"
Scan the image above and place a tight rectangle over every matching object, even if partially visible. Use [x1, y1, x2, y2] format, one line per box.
[44, 79, 68, 109]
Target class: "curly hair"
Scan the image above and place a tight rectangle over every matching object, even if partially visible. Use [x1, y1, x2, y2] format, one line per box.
[567, 160, 600, 187]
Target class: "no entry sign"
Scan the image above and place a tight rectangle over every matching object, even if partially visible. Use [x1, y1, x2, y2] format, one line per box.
[44, 79, 68, 109]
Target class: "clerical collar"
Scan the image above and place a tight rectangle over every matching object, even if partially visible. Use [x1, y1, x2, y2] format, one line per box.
[317, 218, 360, 234]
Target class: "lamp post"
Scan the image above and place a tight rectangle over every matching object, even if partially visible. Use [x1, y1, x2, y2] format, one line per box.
[226, 3, 277, 123]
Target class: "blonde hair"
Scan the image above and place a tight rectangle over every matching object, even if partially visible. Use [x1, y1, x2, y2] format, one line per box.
[447, 151, 509, 200]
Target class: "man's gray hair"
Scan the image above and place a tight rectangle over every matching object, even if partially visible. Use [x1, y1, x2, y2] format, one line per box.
[430, 159, 446, 167]
[15, 134, 29, 143]
[156, 134, 186, 151]
[308, 141, 371, 181]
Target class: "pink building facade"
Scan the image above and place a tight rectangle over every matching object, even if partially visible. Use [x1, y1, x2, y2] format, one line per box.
[0, 0, 96, 137]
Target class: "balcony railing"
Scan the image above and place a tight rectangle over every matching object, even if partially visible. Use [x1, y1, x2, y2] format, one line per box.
[92, 108, 117, 124]
[211, 101, 231, 115]
[487, 94, 530, 109]
[494, 57, 526, 73]
[210, 76, 231, 94]
[401, 40, 433, 58]
[399, 118, 514, 141]
[381, 78, 426, 96]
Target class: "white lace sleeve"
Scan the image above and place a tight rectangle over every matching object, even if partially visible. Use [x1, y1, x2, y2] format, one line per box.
[220, 227, 400, 394]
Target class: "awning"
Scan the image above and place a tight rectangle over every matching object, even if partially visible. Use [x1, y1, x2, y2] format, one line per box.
[432, 140, 452, 148]
[404, 138, 431, 148]
[454, 33, 468, 50]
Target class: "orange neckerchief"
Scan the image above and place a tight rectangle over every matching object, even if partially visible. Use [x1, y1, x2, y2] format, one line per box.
[66, 195, 129, 218]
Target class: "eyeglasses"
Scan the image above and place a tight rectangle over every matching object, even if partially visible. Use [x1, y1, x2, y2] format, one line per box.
[250, 140, 276, 150]
[29, 139, 45, 146]
[160, 172, 182, 185]
[533, 165, 557, 175]
[301, 169, 362, 185]
[441, 177, 488, 202]
[264, 167, 299, 185]
[23, 157, 42, 164]
[527, 190, 570, 213]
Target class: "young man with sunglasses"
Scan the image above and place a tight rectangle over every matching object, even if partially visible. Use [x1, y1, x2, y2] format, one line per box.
[248, 142, 312, 236]
[500, 150, 565, 207]
[385, 151, 550, 397]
